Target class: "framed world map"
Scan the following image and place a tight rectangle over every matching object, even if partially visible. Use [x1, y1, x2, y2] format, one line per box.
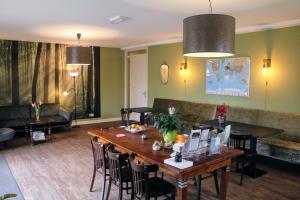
[206, 57, 250, 97]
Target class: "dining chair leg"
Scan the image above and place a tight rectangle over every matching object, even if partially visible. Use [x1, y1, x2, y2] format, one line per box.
[118, 183, 123, 200]
[161, 172, 164, 179]
[236, 157, 240, 171]
[105, 177, 112, 200]
[89, 167, 96, 192]
[213, 170, 220, 195]
[99, 174, 107, 200]
[240, 156, 245, 186]
[196, 175, 202, 200]
[126, 182, 129, 194]
[170, 187, 176, 200]
[130, 188, 134, 200]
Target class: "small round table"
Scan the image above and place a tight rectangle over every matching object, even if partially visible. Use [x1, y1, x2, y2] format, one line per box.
[25, 118, 54, 144]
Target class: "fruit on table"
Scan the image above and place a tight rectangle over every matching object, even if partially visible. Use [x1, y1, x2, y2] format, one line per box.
[176, 134, 188, 143]
[128, 124, 145, 131]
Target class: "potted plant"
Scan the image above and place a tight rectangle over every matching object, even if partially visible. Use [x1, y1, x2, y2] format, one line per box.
[154, 107, 181, 143]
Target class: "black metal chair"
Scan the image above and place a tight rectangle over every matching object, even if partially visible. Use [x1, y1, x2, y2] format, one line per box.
[229, 134, 257, 185]
[129, 154, 176, 200]
[106, 145, 132, 200]
[194, 170, 219, 200]
[121, 108, 139, 126]
[90, 137, 110, 200]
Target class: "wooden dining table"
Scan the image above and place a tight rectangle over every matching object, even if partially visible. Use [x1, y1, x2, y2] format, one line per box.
[88, 127, 243, 200]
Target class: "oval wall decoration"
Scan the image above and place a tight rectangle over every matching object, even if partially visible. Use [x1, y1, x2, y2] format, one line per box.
[160, 63, 169, 84]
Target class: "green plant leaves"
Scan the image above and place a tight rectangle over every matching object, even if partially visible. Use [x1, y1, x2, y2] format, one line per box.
[0, 193, 17, 200]
[154, 113, 181, 133]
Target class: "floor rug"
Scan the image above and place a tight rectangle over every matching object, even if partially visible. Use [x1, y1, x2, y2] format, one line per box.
[0, 154, 24, 200]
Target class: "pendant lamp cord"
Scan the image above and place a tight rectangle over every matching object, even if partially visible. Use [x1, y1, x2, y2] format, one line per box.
[208, 0, 213, 14]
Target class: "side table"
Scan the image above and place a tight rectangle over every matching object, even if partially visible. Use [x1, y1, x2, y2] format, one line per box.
[25, 118, 54, 144]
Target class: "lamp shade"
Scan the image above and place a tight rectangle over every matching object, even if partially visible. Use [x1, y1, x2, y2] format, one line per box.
[183, 14, 235, 57]
[66, 46, 91, 65]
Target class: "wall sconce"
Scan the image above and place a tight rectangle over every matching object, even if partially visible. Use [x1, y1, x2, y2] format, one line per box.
[180, 57, 188, 83]
[262, 58, 271, 75]
[262, 58, 271, 110]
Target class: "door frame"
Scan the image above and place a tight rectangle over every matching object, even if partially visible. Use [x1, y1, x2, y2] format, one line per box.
[124, 48, 148, 108]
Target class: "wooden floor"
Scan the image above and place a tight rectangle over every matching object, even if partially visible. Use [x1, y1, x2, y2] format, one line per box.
[1, 122, 300, 200]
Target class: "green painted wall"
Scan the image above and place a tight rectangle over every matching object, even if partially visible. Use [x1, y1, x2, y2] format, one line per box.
[148, 26, 300, 113]
[101, 47, 124, 118]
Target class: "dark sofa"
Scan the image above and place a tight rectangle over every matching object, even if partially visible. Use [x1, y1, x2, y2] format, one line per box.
[152, 98, 300, 164]
[0, 103, 72, 133]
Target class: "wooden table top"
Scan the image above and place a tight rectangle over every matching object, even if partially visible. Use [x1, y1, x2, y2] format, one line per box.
[202, 120, 284, 138]
[88, 127, 243, 179]
[130, 107, 153, 113]
[26, 117, 54, 125]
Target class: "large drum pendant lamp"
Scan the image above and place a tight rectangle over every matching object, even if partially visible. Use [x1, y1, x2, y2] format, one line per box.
[66, 33, 91, 65]
[183, 1, 235, 57]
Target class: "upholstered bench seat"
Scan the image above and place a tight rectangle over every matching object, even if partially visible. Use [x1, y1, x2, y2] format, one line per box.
[258, 134, 300, 164]
[0, 128, 15, 142]
[151, 98, 300, 164]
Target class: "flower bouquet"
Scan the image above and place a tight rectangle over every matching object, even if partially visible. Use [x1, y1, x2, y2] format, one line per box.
[216, 103, 228, 126]
[32, 101, 42, 121]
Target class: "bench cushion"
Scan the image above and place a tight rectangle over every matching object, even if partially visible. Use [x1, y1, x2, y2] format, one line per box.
[0, 128, 15, 142]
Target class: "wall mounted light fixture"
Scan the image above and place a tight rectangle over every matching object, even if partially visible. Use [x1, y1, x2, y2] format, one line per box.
[180, 57, 188, 82]
[180, 57, 188, 96]
[262, 58, 271, 75]
[262, 58, 271, 110]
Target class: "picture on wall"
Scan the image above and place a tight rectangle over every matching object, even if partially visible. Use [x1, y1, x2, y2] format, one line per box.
[0, 39, 101, 119]
[206, 57, 250, 97]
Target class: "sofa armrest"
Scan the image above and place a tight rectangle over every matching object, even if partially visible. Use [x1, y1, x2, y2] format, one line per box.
[58, 108, 73, 122]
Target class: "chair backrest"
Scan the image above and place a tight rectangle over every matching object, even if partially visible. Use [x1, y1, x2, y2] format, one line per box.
[129, 154, 159, 199]
[229, 134, 253, 151]
[106, 145, 129, 183]
[91, 137, 107, 173]
[120, 108, 131, 125]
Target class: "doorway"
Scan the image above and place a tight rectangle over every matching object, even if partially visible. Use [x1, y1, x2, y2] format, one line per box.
[128, 50, 148, 121]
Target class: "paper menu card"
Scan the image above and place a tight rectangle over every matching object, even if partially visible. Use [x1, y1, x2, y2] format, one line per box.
[164, 157, 193, 169]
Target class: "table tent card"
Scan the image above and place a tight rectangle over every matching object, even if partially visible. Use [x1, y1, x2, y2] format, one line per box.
[209, 137, 221, 155]
[218, 125, 231, 145]
[183, 129, 210, 156]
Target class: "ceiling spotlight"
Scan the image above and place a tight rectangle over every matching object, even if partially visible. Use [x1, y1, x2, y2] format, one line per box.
[110, 16, 130, 24]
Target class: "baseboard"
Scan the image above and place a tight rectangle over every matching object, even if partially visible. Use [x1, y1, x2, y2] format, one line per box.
[72, 117, 121, 126]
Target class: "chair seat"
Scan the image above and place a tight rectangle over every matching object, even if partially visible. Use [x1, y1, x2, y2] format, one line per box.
[148, 177, 175, 197]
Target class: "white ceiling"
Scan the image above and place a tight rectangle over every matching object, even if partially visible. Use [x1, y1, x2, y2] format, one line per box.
[0, 0, 299, 48]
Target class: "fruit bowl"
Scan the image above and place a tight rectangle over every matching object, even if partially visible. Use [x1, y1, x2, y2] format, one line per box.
[125, 124, 146, 133]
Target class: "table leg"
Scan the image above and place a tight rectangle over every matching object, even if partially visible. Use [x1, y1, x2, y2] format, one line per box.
[176, 179, 188, 200]
[248, 137, 257, 177]
[25, 125, 29, 143]
[29, 125, 33, 145]
[48, 123, 52, 142]
[140, 112, 145, 125]
[220, 166, 230, 200]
